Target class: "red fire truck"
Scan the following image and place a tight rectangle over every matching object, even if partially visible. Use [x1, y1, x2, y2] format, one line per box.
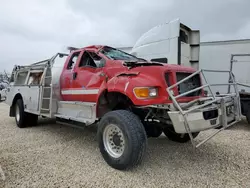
[5, 22, 241, 170]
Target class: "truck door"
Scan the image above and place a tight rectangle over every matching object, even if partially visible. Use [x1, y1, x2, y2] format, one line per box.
[72, 50, 105, 102]
[60, 50, 82, 101]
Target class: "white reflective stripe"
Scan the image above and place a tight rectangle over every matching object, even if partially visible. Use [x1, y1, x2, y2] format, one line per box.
[61, 89, 99, 95]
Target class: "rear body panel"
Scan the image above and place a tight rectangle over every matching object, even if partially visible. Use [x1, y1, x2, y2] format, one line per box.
[6, 85, 41, 115]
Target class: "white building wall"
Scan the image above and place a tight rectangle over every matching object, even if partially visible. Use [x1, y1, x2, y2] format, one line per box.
[200, 39, 250, 69]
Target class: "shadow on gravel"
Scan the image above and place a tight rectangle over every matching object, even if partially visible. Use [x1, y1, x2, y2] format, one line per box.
[37, 118, 57, 126]
[31, 118, 238, 172]
[35, 118, 98, 133]
[229, 118, 250, 131]
[33, 117, 98, 141]
[21, 115, 249, 176]
[134, 135, 243, 173]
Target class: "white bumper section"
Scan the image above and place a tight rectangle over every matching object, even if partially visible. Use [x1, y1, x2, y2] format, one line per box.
[168, 102, 236, 134]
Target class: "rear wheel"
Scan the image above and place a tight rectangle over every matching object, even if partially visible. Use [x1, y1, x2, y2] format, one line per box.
[97, 110, 147, 170]
[163, 127, 199, 143]
[15, 99, 27, 128]
[27, 113, 38, 126]
[147, 127, 162, 138]
[15, 99, 38, 128]
[144, 122, 163, 138]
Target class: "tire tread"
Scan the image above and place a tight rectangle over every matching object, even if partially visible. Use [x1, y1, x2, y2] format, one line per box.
[98, 110, 147, 170]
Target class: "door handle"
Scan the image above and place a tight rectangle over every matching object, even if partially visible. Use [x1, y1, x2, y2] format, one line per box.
[73, 72, 77, 80]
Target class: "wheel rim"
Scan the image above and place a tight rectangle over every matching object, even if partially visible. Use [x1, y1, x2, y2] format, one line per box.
[103, 124, 125, 158]
[15, 104, 20, 123]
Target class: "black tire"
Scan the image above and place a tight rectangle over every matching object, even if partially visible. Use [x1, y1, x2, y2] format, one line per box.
[15, 99, 27, 128]
[163, 127, 199, 143]
[15, 99, 38, 128]
[97, 110, 147, 170]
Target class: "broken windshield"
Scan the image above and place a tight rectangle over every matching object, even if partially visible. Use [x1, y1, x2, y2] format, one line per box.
[100, 46, 139, 61]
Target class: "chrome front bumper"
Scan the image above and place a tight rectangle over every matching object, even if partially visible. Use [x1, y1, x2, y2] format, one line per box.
[168, 96, 240, 134]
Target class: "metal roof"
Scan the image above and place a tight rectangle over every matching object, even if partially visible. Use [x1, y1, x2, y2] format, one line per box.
[117, 39, 250, 49]
[201, 39, 250, 46]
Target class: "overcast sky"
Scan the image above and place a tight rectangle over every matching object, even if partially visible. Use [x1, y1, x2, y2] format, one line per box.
[0, 0, 250, 72]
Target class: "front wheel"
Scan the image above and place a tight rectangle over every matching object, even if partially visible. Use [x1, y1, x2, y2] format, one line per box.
[97, 110, 147, 170]
[163, 127, 199, 143]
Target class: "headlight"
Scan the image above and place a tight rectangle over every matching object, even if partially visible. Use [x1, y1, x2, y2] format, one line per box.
[133, 87, 158, 99]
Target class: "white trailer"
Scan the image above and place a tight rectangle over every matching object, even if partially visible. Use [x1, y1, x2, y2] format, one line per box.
[200, 39, 250, 89]
[200, 39, 250, 121]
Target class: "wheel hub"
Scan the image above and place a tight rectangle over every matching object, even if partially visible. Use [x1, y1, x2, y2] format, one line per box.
[113, 133, 122, 146]
[103, 124, 125, 158]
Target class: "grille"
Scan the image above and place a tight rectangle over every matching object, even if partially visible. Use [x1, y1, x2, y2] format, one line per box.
[165, 73, 171, 86]
[176, 72, 201, 97]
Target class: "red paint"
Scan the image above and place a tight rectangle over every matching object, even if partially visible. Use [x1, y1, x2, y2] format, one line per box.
[60, 45, 202, 106]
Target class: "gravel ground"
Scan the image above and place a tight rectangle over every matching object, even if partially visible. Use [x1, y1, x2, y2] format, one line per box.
[0, 102, 250, 188]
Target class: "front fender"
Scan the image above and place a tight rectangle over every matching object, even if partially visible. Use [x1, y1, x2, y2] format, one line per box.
[106, 74, 169, 106]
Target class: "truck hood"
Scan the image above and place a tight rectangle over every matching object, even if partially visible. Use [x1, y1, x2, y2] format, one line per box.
[122, 60, 197, 73]
[105, 59, 197, 80]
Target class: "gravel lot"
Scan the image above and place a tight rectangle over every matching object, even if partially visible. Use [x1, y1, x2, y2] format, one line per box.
[0, 102, 250, 188]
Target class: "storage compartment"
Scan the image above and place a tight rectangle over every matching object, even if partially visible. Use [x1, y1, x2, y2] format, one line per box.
[27, 71, 43, 85]
[15, 72, 28, 85]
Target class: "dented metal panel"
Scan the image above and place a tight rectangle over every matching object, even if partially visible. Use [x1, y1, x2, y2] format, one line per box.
[56, 101, 97, 125]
